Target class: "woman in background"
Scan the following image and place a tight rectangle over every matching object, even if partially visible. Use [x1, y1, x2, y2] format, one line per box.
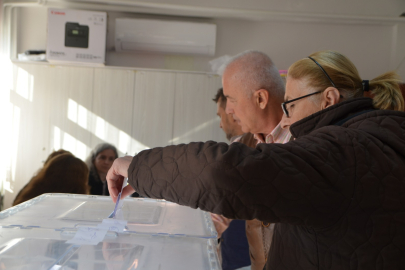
[13, 153, 89, 205]
[85, 143, 118, 196]
[13, 149, 73, 205]
[43, 149, 72, 165]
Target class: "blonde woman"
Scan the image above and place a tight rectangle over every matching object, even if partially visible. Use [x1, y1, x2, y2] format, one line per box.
[107, 51, 405, 270]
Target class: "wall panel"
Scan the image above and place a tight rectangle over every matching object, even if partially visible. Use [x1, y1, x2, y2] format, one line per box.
[5, 63, 53, 208]
[172, 73, 226, 144]
[91, 68, 135, 156]
[130, 70, 176, 154]
[48, 66, 94, 161]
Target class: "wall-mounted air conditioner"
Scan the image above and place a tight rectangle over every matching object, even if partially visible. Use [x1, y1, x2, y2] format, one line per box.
[115, 18, 216, 56]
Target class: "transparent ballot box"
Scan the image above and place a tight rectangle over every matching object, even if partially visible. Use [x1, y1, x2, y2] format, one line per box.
[0, 226, 220, 270]
[0, 194, 216, 239]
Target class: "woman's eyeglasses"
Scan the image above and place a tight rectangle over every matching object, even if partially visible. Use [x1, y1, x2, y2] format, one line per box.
[281, 56, 338, 118]
[281, 91, 322, 118]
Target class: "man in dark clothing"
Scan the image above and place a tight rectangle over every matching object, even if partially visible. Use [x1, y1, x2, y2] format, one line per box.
[107, 51, 405, 270]
[212, 87, 251, 270]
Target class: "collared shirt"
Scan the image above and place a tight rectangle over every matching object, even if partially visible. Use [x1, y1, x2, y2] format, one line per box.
[251, 122, 291, 265]
[254, 123, 292, 145]
[230, 134, 243, 143]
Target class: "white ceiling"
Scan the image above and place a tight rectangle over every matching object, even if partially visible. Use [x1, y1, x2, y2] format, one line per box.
[72, 0, 405, 19]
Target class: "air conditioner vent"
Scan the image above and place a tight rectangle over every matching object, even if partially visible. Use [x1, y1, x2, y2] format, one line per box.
[115, 18, 216, 56]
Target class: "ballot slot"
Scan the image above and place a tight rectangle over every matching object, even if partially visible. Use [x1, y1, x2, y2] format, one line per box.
[58, 200, 163, 225]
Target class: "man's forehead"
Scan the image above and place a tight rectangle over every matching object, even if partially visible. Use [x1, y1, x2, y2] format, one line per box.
[223, 83, 236, 97]
[222, 64, 240, 86]
[222, 86, 232, 97]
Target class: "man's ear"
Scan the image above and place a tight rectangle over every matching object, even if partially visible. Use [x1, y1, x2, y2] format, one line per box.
[255, 89, 269, 109]
[321, 87, 340, 109]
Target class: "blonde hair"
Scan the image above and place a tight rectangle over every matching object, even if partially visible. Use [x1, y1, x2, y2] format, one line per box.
[288, 50, 404, 111]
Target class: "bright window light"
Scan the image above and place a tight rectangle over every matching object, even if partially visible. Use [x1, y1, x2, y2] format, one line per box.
[63, 132, 77, 155]
[15, 67, 34, 102]
[11, 105, 21, 185]
[95, 116, 106, 140]
[130, 137, 150, 155]
[68, 99, 78, 123]
[78, 105, 88, 129]
[53, 126, 61, 151]
[118, 130, 130, 154]
[170, 118, 218, 144]
[76, 140, 87, 161]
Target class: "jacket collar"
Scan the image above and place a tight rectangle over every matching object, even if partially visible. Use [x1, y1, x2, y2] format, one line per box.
[289, 97, 375, 138]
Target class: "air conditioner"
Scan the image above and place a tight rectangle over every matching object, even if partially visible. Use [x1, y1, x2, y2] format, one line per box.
[115, 18, 216, 56]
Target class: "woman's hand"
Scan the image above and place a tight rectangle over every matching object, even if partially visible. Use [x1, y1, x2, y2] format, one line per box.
[106, 156, 135, 203]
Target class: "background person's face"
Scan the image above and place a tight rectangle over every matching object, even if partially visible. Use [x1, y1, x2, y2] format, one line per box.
[280, 78, 321, 130]
[216, 98, 242, 140]
[94, 148, 116, 174]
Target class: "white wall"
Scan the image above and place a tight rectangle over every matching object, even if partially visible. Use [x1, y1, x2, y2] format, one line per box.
[3, 63, 224, 209]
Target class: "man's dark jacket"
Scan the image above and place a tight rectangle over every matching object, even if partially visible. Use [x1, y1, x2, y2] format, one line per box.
[128, 98, 405, 270]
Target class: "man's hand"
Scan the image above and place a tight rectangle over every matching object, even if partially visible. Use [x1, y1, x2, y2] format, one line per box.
[211, 213, 232, 238]
[106, 156, 135, 203]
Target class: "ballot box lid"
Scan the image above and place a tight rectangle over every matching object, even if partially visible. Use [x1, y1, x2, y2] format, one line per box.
[0, 194, 217, 239]
[0, 226, 220, 270]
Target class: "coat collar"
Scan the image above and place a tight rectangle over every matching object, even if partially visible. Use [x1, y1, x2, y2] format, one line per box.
[289, 98, 375, 139]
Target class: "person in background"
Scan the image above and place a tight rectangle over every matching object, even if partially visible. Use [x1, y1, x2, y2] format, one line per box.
[212, 87, 251, 270]
[12, 149, 73, 206]
[107, 50, 405, 270]
[44, 149, 73, 165]
[214, 88, 245, 143]
[13, 153, 89, 205]
[85, 143, 118, 196]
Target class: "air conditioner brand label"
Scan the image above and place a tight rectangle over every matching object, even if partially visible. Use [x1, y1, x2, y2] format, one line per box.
[51, 11, 65, 15]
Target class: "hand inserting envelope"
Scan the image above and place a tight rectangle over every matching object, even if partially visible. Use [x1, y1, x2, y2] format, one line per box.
[66, 178, 129, 245]
[108, 177, 128, 219]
